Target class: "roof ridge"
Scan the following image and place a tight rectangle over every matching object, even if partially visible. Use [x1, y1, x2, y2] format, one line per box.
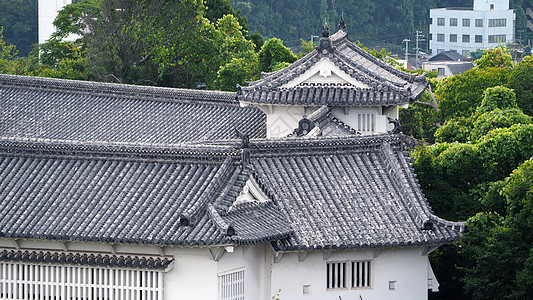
[0, 74, 239, 106]
[0, 136, 238, 162]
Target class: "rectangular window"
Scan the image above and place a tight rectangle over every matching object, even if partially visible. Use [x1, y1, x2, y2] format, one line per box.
[351, 261, 371, 288]
[429, 33, 432, 41]
[0, 261, 163, 300]
[437, 33, 445, 42]
[462, 18, 470, 27]
[462, 50, 470, 57]
[462, 34, 470, 43]
[219, 269, 245, 300]
[450, 18, 458, 26]
[357, 114, 375, 132]
[475, 35, 483, 43]
[327, 262, 347, 289]
[475, 19, 483, 27]
[489, 34, 506, 43]
[489, 18, 507, 27]
[438, 68, 446, 76]
[437, 18, 445, 26]
[450, 34, 457, 42]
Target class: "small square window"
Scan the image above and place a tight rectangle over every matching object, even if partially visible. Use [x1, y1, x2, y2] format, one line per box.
[475, 35, 483, 43]
[437, 33, 445, 42]
[437, 18, 445, 26]
[450, 18, 457, 26]
[462, 50, 470, 57]
[463, 18, 470, 27]
[438, 68, 445, 76]
[389, 281, 397, 290]
[462, 34, 470, 43]
[303, 285, 311, 294]
[450, 34, 457, 43]
[475, 19, 483, 27]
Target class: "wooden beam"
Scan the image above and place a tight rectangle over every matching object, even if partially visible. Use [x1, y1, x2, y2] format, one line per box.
[298, 252, 308, 262]
[273, 252, 284, 263]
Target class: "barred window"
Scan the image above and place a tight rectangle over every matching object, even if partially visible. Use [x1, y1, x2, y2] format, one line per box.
[326, 262, 346, 289]
[218, 269, 244, 300]
[0, 261, 163, 300]
[351, 261, 371, 288]
[357, 114, 375, 132]
[327, 261, 372, 290]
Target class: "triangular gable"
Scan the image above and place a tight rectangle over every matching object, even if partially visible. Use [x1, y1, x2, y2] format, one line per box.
[281, 58, 370, 89]
[232, 175, 271, 209]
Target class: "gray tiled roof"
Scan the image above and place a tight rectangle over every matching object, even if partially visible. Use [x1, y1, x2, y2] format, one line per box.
[0, 134, 461, 250]
[0, 249, 173, 269]
[447, 62, 475, 75]
[249, 134, 463, 250]
[237, 30, 428, 106]
[0, 74, 265, 144]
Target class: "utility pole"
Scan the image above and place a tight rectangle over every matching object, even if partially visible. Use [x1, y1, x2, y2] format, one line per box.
[402, 39, 411, 64]
[415, 30, 425, 69]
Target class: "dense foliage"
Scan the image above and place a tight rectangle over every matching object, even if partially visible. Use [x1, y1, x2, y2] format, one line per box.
[234, 0, 533, 51]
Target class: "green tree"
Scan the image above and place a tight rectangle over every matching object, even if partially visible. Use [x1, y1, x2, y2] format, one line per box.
[474, 46, 513, 69]
[258, 38, 296, 72]
[508, 55, 533, 115]
[0, 0, 37, 56]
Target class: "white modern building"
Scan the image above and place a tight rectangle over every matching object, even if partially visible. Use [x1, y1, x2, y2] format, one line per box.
[38, 0, 72, 44]
[429, 0, 515, 57]
[0, 23, 463, 300]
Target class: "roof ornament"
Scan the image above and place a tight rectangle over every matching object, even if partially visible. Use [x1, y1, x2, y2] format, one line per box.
[296, 116, 314, 136]
[387, 117, 402, 134]
[317, 22, 335, 55]
[235, 129, 249, 149]
[338, 13, 346, 31]
[235, 129, 250, 166]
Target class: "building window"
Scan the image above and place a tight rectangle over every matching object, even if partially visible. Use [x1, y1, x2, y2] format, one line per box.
[475, 35, 483, 43]
[327, 262, 347, 289]
[462, 34, 470, 43]
[437, 18, 445, 26]
[450, 34, 457, 43]
[327, 261, 372, 290]
[475, 19, 483, 27]
[462, 50, 470, 57]
[489, 34, 506, 43]
[351, 261, 371, 288]
[357, 114, 375, 132]
[437, 33, 445, 42]
[429, 33, 432, 40]
[437, 68, 446, 76]
[489, 18, 507, 27]
[450, 18, 458, 26]
[490, 4, 494, 10]
[463, 18, 470, 27]
[0, 261, 163, 300]
[219, 269, 245, 300]
[430, 18, 433, 25]
[437, 49, 444, 54]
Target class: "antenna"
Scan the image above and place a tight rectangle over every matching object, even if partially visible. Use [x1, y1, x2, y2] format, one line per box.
[402, 39, 411, 65]
[415, 30, 425, 69]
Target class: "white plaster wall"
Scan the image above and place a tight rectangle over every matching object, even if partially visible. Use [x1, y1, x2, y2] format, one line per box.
[474, 0, 509, 11]
[39, 0, 72, 44]
[258, 105, 320, 138]
[164, 247, 218, 299]
[331, 106, 392, 134]
[217, 244, 272, 300]
[270, 248, 432, 300]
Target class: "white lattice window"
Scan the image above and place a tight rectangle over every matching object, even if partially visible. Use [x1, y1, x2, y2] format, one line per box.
[0, 261, 163, 300]
[218, 268, 244, 300]
[326, 262, 347, 289]
[357, 114, 375, 132]
[351, 261, 371, 288]
[327, 260, 372, 291]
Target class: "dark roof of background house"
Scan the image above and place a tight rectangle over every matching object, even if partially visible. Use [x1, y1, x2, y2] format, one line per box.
[237, 29, 428, 106]
[447, 62, 475, 75]
[429, 51, 465, 62]
[0, 74, 265, 144]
